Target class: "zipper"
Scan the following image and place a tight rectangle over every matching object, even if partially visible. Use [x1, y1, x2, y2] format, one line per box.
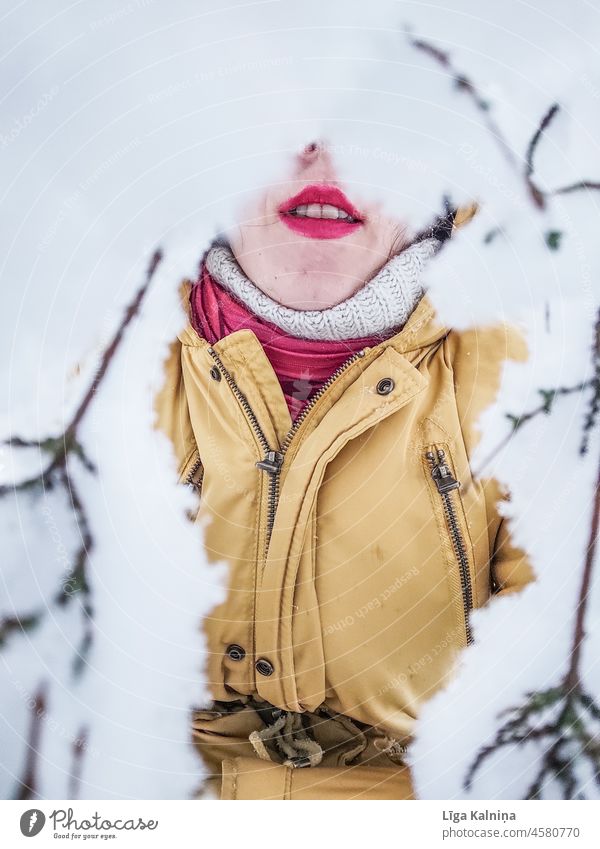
[207, 345, 366, 560]
[185, 455, 204, 490]
[425, 446, 474, 646]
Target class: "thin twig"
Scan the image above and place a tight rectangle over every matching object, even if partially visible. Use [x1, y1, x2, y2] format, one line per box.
[406, 30, 518, 170]
[0, 249, 163, 656]
[0, 248, 163, 494]
[68, 725, 89, 799]
[564, 400, 600, 694]
[14, 682, 47, 800]
[524, 103, 560, 210]
[408, 33, 600, 207]
[554, 180, 600, 196]
[66, 249, 163, 439]
[469, 380, 594, 483]
[465, 313, 600, 799]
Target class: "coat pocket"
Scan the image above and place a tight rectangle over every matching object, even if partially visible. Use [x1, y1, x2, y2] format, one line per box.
[421, 441, 475, 646]
[178, 449, 204, 523]
[180, 448, 204, 491]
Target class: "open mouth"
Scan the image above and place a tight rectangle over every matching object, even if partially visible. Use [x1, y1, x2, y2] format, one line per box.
[278, 184, 364, 239]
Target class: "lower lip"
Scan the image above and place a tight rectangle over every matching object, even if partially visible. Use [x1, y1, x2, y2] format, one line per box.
[279, 212, 362, 240]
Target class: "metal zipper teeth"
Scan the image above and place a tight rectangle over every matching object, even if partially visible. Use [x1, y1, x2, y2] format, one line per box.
[426, 447, 474, 646]
[208, 345, 367, 557]
[185, 456, 203, 489]
[207, 347, 272, 456]
[279, 348, 367, 455]
[267, 348, 367, 546]
[207, 346, 281, 561]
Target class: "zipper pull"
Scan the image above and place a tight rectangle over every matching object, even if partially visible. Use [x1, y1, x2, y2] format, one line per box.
[426, 448, 461, 494]
[256, 450, 284, 474]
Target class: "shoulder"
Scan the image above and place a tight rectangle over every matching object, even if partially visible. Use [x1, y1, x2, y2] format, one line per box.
[153, 277, 198, 479]
[446, 319, 529, 365]
[444, 320, 529, 457]
[155, 277, 194, 386]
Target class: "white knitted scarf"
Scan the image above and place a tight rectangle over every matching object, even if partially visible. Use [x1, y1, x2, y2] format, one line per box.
[204, 237, 440, 341]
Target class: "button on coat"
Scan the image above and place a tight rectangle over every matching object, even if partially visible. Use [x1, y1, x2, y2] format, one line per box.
[226, 644, 246, 661]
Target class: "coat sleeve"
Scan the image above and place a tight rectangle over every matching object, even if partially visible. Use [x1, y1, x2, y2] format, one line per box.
[486, 478, 537, 598]
[448, 321, 537, 599]
[153, 281, 203, 487]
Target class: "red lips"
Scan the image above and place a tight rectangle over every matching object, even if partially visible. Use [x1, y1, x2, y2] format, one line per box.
[278, 184, 364, 240]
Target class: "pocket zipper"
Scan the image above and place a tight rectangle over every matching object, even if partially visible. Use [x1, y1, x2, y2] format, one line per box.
[185, 455, 204, 490]
[425, 446, 474, 646]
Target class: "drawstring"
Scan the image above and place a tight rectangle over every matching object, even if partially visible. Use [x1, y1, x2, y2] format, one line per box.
[249, 709, 324, 768]
[247, 700, 408, 768]
[373, 734, 410, 765]
[316, 705, 369, 765]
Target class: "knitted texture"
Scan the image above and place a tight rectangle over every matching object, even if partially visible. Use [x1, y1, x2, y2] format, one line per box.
[190, 262, 391, 421]
[204, 237, 440, 341]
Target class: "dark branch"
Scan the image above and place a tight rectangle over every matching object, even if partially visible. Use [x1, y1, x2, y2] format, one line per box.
[68, 725, 89, 799]
[407, 33, 600, 208]
[14, 682, 47, 800]
[0, 248, 163, 495]
[564, 310, 600, 691]
[524, 103, 560, 210]
[1, 247, 163, 672]
[406, 31, 518, 170]
[553, 180, 600, 196]
[469, 380, 594, 483]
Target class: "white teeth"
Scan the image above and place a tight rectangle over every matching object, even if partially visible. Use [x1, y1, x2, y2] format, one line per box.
[288, 204, 356, 221]
[321, 203, 340, 219]
[305, 203, 322, 218]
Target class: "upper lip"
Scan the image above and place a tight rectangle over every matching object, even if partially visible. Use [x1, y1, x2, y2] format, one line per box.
[278, 184, 364, 221]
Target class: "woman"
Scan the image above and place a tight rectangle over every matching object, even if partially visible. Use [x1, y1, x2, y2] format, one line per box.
[155, 140, 536, 800]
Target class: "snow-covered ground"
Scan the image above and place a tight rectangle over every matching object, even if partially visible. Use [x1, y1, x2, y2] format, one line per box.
[1, 0, 600, 799]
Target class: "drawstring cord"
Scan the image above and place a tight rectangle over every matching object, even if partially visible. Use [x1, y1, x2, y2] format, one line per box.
[249, 708, 324, 768]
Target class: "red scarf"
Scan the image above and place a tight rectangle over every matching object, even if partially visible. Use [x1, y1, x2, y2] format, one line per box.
[190, 262, 390, 422]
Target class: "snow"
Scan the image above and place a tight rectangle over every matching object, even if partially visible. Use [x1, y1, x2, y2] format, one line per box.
[2, 0, 600, 799]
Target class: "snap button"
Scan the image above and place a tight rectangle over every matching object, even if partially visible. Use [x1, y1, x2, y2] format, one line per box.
[376, 377, 394, 395]
[226, 644, 245, 662]
[209, 365, 221, 381]
[255, 658, 274, 677]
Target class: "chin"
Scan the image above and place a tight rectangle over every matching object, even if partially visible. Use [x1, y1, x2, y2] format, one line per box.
[282, 269, 366, 310]
[277, 234, 365, 269]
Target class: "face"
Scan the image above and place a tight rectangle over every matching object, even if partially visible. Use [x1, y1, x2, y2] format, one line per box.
[227, 140, 412, 310]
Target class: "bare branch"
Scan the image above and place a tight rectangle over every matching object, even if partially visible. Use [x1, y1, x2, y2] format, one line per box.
[469, 380, 594, 483]
[406, 31, 518, 170]
[0, 248, 163, 495]
[0, 248, 163, 669]
[524, 103, 560, 210]
[407, 33, 600, 208]
[68, 725, 89, 799]
[14, 682, 47, 800]
[554, 180, 600, 196]
[464, 683, 600, 799]
[565, 312, 600, 691]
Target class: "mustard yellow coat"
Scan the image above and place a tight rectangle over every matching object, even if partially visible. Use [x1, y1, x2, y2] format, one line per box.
[155, 247, 536, 799]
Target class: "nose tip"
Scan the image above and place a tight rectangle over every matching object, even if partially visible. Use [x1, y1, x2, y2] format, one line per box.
[301, 138, 326, 159]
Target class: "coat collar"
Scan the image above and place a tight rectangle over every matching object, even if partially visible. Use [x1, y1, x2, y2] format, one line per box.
[177, 276, 450, 359]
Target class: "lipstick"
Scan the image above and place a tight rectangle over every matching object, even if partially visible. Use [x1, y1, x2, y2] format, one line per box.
[278, 184, 364, 240]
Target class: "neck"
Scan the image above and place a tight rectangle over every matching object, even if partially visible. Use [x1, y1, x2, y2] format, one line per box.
[204, 237, 441, 342]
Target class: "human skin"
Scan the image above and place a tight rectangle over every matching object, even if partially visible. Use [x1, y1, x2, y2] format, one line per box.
[227, 140, 412, 310]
